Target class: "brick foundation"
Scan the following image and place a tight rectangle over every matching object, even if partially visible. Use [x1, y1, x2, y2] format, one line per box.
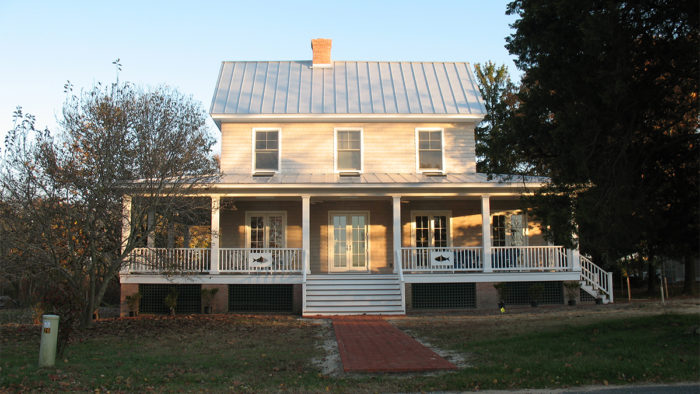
[476, 282, 500, 309]
[202, 284, 228, 313]
[120, 283, 139, 317]
[292, 284, 302, 314]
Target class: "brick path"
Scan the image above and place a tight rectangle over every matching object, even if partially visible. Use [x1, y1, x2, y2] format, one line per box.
[332, 317, 457, 373]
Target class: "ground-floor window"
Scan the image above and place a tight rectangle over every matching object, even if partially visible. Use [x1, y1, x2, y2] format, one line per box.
[411, 211, 452, 247]
[228, 284, 293, 312]
[138, 284, 202, 314]
[411, 283, 476, 309]
[492, 213, 527, 246]
[245, 211, 287, 248]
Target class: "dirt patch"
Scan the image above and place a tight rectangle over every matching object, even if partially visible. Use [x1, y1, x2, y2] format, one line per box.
[307, 318, 343, 377]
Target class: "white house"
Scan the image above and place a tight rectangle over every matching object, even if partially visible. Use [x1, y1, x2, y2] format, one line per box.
[119, 39, 613, 316]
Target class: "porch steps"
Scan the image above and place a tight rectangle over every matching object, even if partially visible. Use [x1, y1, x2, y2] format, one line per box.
[579, 281, 611, 304]
[303, 274, 405, 316]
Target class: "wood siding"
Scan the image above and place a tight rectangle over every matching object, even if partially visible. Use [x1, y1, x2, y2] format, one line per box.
[220, 122, 477, 174]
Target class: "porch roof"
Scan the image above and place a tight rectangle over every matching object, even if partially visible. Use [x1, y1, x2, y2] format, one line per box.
[214, 172, 548, 188]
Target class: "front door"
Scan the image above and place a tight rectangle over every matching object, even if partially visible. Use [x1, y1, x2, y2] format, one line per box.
[329, 212, 369, 272]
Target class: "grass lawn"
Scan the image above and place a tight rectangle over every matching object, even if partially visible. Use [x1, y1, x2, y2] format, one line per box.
[1, 305, 698, 392]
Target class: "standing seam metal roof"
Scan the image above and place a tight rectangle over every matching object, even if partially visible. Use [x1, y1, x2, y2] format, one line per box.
[210, 61, 486, 116]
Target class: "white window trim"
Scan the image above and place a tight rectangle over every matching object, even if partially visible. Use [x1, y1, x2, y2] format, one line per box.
[410, 210, 452, 247]
[415, 127, 446, 174]
[333, 127, 364, 174]
[251, 128, 282, 174]
[327, 210, 371, 272]
[244, 211, 287, 248]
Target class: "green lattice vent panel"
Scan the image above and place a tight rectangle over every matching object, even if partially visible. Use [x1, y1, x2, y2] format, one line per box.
[504, 281, 564, 305]
[139, 284, 202, 314]
[228, 284, 293, 312]
[412, 283, 476, 309]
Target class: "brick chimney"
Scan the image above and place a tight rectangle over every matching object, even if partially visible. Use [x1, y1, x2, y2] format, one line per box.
[311, 38, 332, 67]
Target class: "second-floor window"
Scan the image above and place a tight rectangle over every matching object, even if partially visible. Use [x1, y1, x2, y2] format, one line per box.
[253, 129, 280, 172]
[335, 129, 362, 172]
[416, 128, 444, 172]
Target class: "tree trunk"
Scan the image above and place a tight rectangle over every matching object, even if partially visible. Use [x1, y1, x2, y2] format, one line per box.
[682, 256, 697, 296]
[646, 260, 657, 296]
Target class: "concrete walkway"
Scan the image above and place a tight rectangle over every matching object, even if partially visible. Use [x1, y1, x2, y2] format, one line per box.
[332, 316, 456, 373]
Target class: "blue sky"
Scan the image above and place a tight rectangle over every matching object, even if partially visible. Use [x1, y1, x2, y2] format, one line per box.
[0, 0, 519, 147]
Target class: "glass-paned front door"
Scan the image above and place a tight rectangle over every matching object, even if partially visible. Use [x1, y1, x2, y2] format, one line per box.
[330, 213, 368, 272]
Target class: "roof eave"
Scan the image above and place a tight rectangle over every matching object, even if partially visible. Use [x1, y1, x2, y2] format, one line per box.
[209, 113, 485, 124]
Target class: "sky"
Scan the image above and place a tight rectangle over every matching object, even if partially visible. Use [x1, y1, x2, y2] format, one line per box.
[0, 0, 520, 150]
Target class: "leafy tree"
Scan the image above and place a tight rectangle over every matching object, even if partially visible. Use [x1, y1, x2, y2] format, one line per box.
[0, 79, 218, 338]
[504, 0, 699, 293]
[473, 62, 528, 176]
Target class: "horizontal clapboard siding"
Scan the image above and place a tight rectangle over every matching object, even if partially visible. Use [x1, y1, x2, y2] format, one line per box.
[220, 122, 476, 174]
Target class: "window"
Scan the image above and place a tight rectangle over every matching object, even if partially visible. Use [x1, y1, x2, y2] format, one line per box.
[253, 129, 280, 172]
[416, 128, 444, 172]
[492, 213, 527, 246]
[411, 211, 451, 247]
[335, 129, 362, 172]
[245, 212, 286, 248]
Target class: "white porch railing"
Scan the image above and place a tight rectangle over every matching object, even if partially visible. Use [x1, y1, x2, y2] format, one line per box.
[580, 255, 613, 302]
[401, 247, 483, 272]
[219, 248, 304, 273]
[491, 246, 569, 271]
[126, 248, 211, 273]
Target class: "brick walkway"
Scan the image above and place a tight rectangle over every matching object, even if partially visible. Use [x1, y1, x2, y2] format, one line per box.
[332, 317, 457, 373]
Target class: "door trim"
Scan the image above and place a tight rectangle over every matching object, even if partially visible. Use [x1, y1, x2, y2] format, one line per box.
[327, 211, 371, 272]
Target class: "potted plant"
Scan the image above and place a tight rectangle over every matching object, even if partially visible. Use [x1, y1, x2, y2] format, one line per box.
[125, 292, 141, 317]
[164, 288, 178, 316]
[563, 281, 580, 306]
[493, 282, 508, 312]
[201, 288, 219, 314]
[528, 283, 545, 307]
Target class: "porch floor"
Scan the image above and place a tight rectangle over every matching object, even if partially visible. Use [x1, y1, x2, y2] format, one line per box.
[332, 317, 456, 372]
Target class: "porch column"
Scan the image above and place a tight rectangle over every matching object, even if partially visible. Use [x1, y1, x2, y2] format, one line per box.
[210, 196, 220, 274]
[481, 195, 492, 272]
[571, 231, 581, 271]
[302, 195, 311, 274]
[147, 207, 155, 248]
[120, 195, 132, 274]
[392, 195, 402, 273]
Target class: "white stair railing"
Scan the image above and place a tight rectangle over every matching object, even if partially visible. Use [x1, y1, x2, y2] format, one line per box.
[580, 255, 613, 303]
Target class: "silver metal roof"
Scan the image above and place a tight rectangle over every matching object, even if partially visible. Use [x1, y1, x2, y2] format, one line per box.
[216, 173, 546, 186]
[210, 61, 486, 117]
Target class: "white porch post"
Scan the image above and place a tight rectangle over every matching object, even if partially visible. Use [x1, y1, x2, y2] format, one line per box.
[210, 196, 220, 274]
[481, 195, 492, 273]
[392, 195, 402, 273]
[120, 195, 132, 274]
[571, 231, 581, 272]
[302, 195, 311, 274]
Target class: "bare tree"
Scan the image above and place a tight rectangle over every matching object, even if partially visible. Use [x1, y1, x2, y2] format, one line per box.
[0, 81, 218, 336]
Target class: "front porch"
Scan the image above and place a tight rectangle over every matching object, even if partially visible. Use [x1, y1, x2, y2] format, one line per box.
[119, 194, 613, 315]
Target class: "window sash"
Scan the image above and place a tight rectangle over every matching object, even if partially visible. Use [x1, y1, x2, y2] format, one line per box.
[418, 130, 443, 170]
[336, 130, 361, 171]
[254, 130, 279, 171]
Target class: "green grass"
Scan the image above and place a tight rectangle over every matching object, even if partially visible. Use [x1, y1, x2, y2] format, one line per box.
[1, 311, 698, 392]
[393, 313, 700, 391]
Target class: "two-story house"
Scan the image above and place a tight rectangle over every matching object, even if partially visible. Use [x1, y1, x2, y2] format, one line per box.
[119, 39, 613, 316]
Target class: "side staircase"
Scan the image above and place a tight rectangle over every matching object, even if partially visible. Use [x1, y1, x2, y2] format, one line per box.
[579, 255, 614, 304]
[303, 274, 405, 316]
